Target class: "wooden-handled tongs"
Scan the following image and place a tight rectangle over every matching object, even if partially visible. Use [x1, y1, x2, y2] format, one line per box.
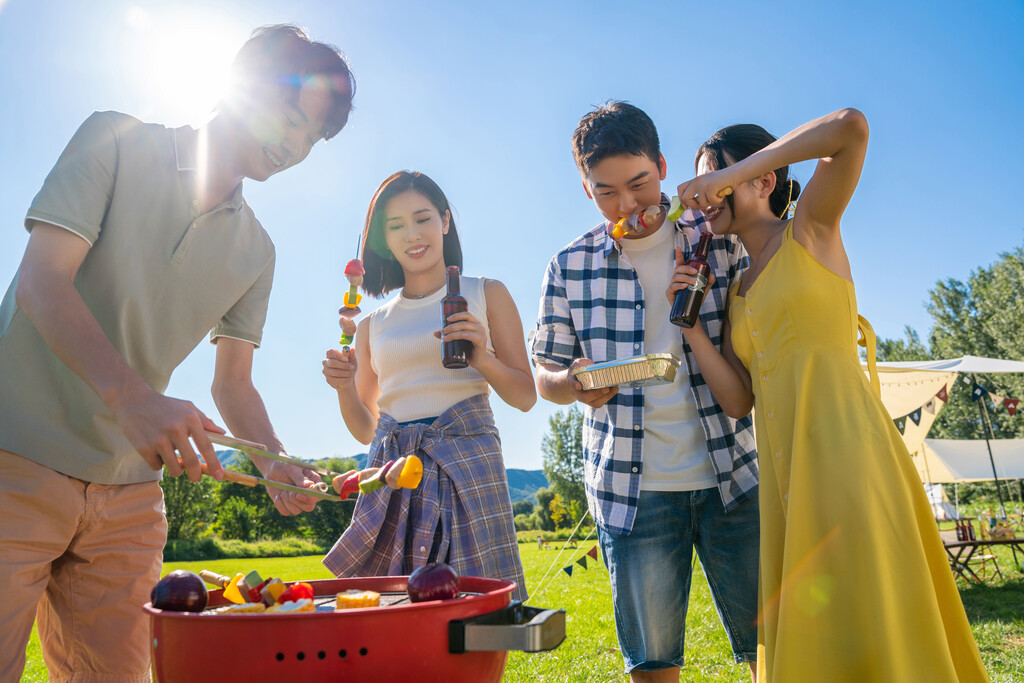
[201, 431, 347, 502]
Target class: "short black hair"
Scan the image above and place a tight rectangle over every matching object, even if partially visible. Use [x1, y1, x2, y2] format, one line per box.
[225, 24, 355, 140]
[572, 101, 660, 176]
[696, 124, 801, 219]
[360, 171, 463, 298]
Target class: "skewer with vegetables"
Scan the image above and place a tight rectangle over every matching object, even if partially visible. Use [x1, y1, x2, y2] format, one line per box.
[339, 258, 364, 347]
[606, 190, 733, 240]
[185, 432, 422, 502]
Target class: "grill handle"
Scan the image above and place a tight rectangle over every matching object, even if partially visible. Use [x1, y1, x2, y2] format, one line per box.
[448, 602, 566, 654]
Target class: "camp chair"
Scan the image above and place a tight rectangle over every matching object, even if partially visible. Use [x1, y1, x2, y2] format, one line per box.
[1009, 509, 1024, 536]
[974, 521, 1004, 582]
[978, 511, 994, 537]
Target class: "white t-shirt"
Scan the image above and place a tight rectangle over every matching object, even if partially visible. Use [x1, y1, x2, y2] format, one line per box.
[369, 275, 493, 421]
[619, 223, 717, 491]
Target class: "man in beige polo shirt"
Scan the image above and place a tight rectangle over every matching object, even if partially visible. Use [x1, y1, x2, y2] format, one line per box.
[0, 25, 354, 682]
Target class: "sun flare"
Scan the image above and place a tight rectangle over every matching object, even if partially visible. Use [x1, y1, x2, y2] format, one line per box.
[123, 5, 249, 124]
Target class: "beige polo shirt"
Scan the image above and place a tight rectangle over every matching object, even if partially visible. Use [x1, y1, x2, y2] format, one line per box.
[0, 110, 275, 484]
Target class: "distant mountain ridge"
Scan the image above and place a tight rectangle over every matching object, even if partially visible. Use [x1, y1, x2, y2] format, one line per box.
[506, 469, 548, 504]
[215, 449, 243, 467]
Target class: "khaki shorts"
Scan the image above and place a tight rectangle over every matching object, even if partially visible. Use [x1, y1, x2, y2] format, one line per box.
[0, 449, 166, 683]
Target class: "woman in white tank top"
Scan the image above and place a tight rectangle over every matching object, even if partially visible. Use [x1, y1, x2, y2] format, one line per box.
[321, 171, 535, 599]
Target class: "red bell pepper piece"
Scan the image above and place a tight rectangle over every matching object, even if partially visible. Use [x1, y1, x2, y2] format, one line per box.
[337, 471, 361, 500]
[278, 581, 315, 604]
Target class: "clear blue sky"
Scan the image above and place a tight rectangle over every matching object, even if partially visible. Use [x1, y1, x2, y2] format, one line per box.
[1, 0, 1022, 470]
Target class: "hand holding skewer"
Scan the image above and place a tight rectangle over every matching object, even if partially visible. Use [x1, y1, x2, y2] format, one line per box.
[676, 169, 735, 213]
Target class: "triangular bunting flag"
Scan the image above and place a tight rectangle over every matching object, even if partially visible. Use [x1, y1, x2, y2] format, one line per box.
[894, 417, 907, 434]
[563, 565, 573, 577]
[923, 398, 938, 415]
[909, 408, 922, 426]
[576, 556, 588, 570]
[1006, 398, 1020, 416]
[971, 384, 987, 402]
[989, 393, 1003, 408]
[937, 385, 949, 402]
[587, 546, 598, 560]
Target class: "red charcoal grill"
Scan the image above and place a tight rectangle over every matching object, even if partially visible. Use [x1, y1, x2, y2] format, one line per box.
[146, 576, 564, 682]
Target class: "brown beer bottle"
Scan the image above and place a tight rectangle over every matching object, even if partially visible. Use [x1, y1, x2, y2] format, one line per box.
[441, 265, 471, 369]
[670, 232, 713, 328]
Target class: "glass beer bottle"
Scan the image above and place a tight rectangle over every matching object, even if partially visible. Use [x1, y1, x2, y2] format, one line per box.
[669, 232, 713, 328]
[442, 265, 471, 369]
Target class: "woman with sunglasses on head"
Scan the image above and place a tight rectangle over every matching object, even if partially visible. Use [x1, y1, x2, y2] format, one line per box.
[670, 109, 988, 682]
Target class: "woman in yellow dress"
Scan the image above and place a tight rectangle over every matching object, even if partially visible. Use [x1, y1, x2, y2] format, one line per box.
[670, 109, 988, 682]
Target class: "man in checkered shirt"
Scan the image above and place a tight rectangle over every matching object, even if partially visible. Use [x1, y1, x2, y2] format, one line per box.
[529, 102, 760, 681]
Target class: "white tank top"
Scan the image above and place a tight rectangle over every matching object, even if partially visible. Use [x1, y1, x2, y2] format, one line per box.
[369, 275, 493, 421]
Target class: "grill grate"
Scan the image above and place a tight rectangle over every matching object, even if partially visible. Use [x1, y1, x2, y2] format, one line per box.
[201, 591, 478, 615]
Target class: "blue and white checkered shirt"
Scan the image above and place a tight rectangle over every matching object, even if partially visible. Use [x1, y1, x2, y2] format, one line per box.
[529, 205, 758, 535]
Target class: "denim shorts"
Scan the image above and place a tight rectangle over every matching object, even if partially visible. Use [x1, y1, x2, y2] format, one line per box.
[596, 488, 759, 673]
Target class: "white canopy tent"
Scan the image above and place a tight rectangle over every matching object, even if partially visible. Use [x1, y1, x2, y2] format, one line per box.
[869, 355, 1024, 458]
[876, 355, 1024, 374]
[918, 439, 1024, 483]
[867, 355, 1024, 516]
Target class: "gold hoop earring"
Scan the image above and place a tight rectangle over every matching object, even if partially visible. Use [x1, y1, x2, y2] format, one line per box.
[778, 179, 796, 219]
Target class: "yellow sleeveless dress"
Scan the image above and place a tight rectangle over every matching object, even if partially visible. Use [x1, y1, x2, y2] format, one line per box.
[729, 222, 988, 682]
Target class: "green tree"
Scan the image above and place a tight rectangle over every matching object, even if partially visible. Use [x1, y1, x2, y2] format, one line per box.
[528, 510, 546, 532]
[541, 405, 586, 517]
[215, 496, 260, 541]
[513, 514, 533, 531]
[214, 456, 303, 540]
[302, 457, 358, 545]
[569, 499, 583, 528]
[533, 487, 556, 531]
[924, 248, 1024, 441]
[876, 326, 930, 363]
[512, 500, 535, 517]
[160, 470, 216, 540]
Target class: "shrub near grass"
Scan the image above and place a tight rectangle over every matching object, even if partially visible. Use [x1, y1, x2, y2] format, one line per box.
[517, 528, 595, 544]
[163, 536, 324, 562]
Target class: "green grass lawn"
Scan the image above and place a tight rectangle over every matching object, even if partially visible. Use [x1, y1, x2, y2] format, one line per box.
[20, 540, 1024, 682]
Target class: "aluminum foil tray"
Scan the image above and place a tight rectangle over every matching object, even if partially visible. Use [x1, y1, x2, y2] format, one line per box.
[571, 353, 681, 390]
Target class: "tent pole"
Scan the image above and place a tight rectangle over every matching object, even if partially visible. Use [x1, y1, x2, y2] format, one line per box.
[974, 375, 1020, 572]
[922, 446, 934, 487]
[975, 374, 1008, 518]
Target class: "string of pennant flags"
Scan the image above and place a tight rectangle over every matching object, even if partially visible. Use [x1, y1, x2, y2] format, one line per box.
[892, 378, 1020, 434]
[562, 545, 600, 577]
[970, 379, 1020, 416]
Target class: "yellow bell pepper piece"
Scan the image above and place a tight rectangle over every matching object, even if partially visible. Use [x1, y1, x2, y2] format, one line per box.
[343, 290, 362, 307]
[397, 455, 423, 489]
[222, 573, 246, 604]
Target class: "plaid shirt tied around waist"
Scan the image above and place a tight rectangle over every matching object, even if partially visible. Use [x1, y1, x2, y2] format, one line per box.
[322, 393, 527, 601]
[529, 204, 759, 535]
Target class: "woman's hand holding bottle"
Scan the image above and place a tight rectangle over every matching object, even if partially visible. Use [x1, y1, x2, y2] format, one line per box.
[435, 310, 490, 370]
